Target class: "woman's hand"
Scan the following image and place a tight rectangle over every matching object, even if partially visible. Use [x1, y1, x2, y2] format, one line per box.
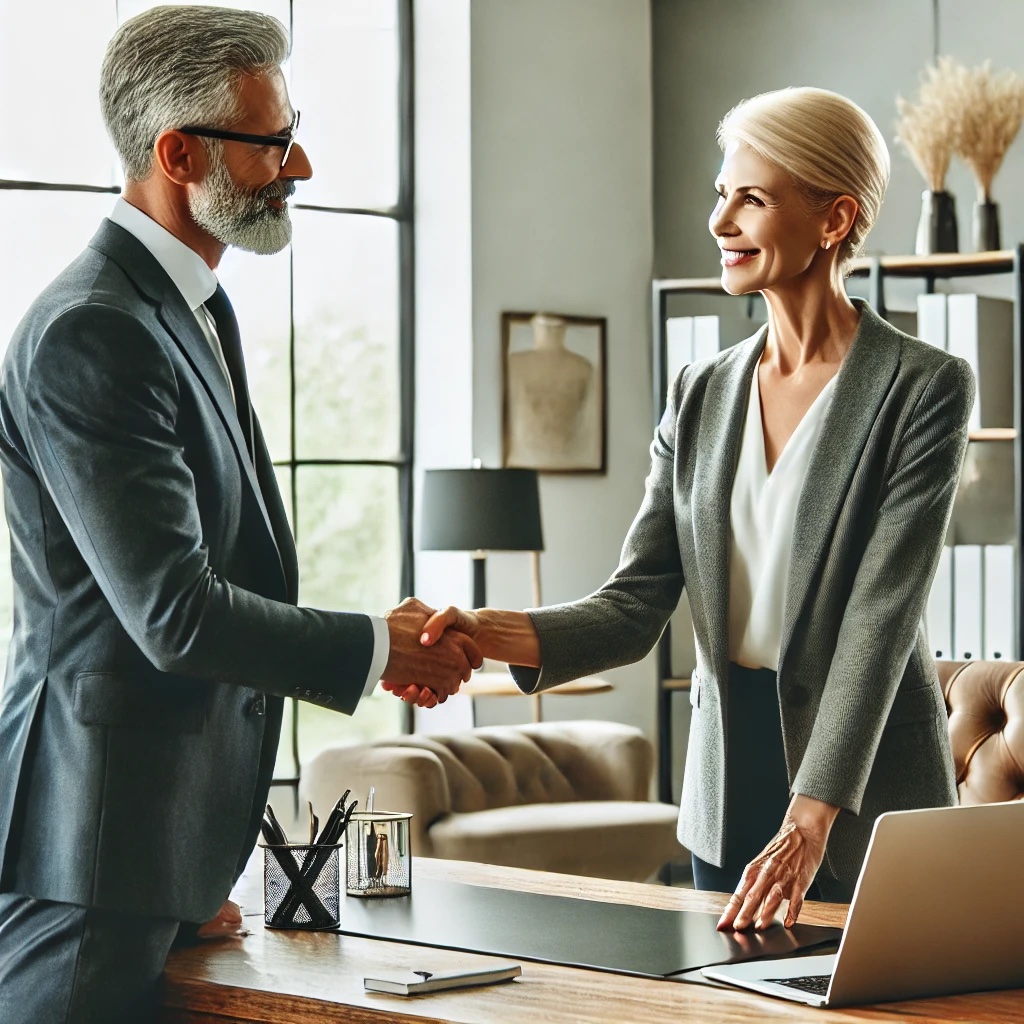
[717, 795, 839, 931]
[419, 605, 483, 647]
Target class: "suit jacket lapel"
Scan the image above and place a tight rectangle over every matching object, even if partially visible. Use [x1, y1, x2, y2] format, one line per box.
[777, 300, 901, 673]
[692, 329, 767, 679]
[88, 220, 288, 596]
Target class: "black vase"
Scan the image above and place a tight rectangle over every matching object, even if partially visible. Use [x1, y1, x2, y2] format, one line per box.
[972, 199, 1001, 252]
[914, 189, 959, 255]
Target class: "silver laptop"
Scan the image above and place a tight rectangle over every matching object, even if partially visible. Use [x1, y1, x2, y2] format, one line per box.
[702, 801, 1024, 1007]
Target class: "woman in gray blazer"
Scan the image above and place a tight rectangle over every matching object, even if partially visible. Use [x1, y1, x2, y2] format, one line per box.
[392, 88, 972, 931]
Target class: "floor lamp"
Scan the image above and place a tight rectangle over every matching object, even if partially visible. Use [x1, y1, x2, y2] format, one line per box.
[420, 467, 544, 718]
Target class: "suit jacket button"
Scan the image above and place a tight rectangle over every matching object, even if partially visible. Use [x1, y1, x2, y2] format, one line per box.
[248, 695, 266, 716]
[785, 685, 809, 708]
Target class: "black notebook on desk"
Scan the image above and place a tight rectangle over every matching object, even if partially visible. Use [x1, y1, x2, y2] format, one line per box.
[336, 878, 842, 979]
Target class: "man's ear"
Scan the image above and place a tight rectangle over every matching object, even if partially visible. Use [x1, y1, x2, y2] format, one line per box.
[153, 129, 207, 186]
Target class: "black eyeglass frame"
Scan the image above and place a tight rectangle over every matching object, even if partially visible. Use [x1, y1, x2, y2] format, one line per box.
[178, 110, 301, 169]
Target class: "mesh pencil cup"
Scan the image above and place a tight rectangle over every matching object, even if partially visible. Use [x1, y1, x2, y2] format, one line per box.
[261, 842, 343, 929]
[345, 811, 412, 897]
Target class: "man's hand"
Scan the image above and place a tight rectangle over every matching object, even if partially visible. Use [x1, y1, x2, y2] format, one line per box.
[382, 604, 484, 709]
[717, 795, 839, 931]
[382, 598, 482, 704]
[196, 899, 244, 940]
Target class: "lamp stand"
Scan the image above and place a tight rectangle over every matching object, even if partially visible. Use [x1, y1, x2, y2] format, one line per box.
[530, 550, 542, 723]
[472, 550, 487, 609]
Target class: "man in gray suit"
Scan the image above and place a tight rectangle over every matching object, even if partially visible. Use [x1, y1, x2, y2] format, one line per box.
[0, 7, 476, 1022]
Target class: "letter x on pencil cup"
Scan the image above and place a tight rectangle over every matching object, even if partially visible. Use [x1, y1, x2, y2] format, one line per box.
[345, 811, 413, 897]
[260, 841, 343, 929]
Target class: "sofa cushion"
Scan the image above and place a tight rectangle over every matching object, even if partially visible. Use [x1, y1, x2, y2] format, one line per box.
[427, 800, 683, 881]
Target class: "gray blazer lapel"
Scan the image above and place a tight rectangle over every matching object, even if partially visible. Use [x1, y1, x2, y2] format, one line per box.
[691, 329, 767, 676]
[88, 221, 287, 591]
[779, 300, 901, 670]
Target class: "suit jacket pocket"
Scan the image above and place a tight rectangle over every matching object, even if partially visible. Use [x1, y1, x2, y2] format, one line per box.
[73, 671, 206, 734]
[885, 680, 944, 726]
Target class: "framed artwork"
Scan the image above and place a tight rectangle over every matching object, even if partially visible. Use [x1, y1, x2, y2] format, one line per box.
[501, 311, 607, 474]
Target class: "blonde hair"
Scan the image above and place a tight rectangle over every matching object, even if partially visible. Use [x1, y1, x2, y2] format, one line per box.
[717, 87, 890, 267]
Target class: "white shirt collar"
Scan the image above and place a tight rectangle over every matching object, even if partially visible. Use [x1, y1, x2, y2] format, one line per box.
[110, 198, 218, 312]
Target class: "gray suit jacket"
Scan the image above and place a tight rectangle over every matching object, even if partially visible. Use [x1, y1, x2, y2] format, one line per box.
[512, 300, 972, 888]
[0, 220, 374, 922]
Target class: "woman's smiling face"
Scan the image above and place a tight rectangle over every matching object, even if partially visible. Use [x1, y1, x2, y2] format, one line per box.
[709, 140, 828, 295]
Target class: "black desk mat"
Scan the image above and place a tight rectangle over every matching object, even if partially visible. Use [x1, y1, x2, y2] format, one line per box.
[336, 878, 842, 979]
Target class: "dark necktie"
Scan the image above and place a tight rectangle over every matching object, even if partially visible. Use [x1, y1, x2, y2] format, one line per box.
[204, 284, 255, 460]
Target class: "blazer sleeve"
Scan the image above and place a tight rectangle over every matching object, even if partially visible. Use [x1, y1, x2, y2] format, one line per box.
[792, 356, 975, 813]
[509, 373, 686, 693]
[20, 302, 374, 714]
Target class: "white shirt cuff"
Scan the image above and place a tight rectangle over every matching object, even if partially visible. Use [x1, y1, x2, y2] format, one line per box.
[361, 615, 391, 700]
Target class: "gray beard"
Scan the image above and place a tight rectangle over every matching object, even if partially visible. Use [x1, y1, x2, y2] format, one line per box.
[188, 149, 293, 255]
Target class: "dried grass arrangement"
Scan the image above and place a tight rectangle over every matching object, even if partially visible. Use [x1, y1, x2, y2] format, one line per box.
[951, 59, 1024, 202]
[894, 57, 962, 192]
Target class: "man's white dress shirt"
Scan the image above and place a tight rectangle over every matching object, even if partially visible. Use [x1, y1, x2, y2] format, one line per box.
[728, 358, 838, 671]
[109, 199, 388, 697]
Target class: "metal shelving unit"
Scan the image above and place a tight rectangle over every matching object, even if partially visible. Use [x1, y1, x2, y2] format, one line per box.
[651, 247, 1024, 803]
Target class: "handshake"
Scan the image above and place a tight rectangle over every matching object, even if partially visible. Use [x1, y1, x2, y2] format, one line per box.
[379, 597, 484, 709]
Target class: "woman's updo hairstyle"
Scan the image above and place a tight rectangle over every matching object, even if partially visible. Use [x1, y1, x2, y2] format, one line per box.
[717, 87, 890, 269]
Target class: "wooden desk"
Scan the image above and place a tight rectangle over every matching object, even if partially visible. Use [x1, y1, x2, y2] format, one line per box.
[161, 858, 1024, 1023]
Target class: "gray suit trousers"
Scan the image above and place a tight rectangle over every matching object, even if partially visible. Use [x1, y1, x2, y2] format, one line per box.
[0, 893, 179, 1023]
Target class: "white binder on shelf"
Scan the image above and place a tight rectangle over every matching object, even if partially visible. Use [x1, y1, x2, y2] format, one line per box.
[983, 544, 1016, 661]
[665, 316, 693, 398]
[927, 546, 953, 660]
[915, 293, 947, 350]
[946, 294, 1014, 430]
[953, 544, 983, 661]
[691, 314, 762, 363]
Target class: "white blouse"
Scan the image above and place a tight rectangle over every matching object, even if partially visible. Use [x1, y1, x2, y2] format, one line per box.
[728, 360, 839, 671]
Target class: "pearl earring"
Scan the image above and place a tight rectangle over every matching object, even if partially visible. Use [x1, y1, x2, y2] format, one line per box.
[822, 240, 831, 250]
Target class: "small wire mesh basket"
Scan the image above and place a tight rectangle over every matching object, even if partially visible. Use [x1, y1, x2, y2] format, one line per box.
[261, 842, 342, 929]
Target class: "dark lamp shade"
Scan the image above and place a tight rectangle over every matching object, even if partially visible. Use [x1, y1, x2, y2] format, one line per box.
[420, 468, 543, 552]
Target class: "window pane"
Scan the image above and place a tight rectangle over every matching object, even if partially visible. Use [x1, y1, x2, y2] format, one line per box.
[0, 191, 114, 358]
[292, 211, 400, 460]
[295, 466, 401, 615]
[217, 245, 292, 461]
[274, 466, 294, 533]
[274, 698, 297, 779]
[291, 0, 399, 209]
[297, 694, 403, 769]
[118, 0, 288, 24]
[1, 0, 117, 184]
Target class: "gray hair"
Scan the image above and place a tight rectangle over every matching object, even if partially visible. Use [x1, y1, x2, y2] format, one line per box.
[100, 5, 290, 182]
[718, 87, 890, 269]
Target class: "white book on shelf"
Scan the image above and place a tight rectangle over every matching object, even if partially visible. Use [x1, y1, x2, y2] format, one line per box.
[983, 544, 1015, 661]
[953, 544, 983, 661]
[915, 293, 947, 350]
[691, 314, 762, 362]
[946, 294, 1014, 430]
[665, 316, 693, 394]
[926, 545, 953, 660]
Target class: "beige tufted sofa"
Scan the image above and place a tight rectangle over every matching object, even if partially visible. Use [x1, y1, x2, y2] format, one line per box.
[300, 720, 685, 882]
[938, 660, 1024, 804]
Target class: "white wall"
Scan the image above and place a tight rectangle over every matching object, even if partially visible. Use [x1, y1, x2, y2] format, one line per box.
[415, 0, 658, 740]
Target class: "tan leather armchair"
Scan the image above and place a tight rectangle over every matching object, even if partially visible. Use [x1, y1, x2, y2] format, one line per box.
[300, 720, 685, 882]
[937, 660, 1024, 803]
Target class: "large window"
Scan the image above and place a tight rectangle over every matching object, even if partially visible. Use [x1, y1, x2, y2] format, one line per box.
[0, 0, 414, 802]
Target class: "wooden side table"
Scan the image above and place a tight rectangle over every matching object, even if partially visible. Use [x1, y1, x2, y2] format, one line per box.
[463, 670, 613, 722]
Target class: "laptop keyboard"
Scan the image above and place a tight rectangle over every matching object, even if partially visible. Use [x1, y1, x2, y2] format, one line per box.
[768, 974, 831, 996]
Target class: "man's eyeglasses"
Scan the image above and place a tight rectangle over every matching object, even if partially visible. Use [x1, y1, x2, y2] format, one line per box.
[179, 110, 301, 170]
